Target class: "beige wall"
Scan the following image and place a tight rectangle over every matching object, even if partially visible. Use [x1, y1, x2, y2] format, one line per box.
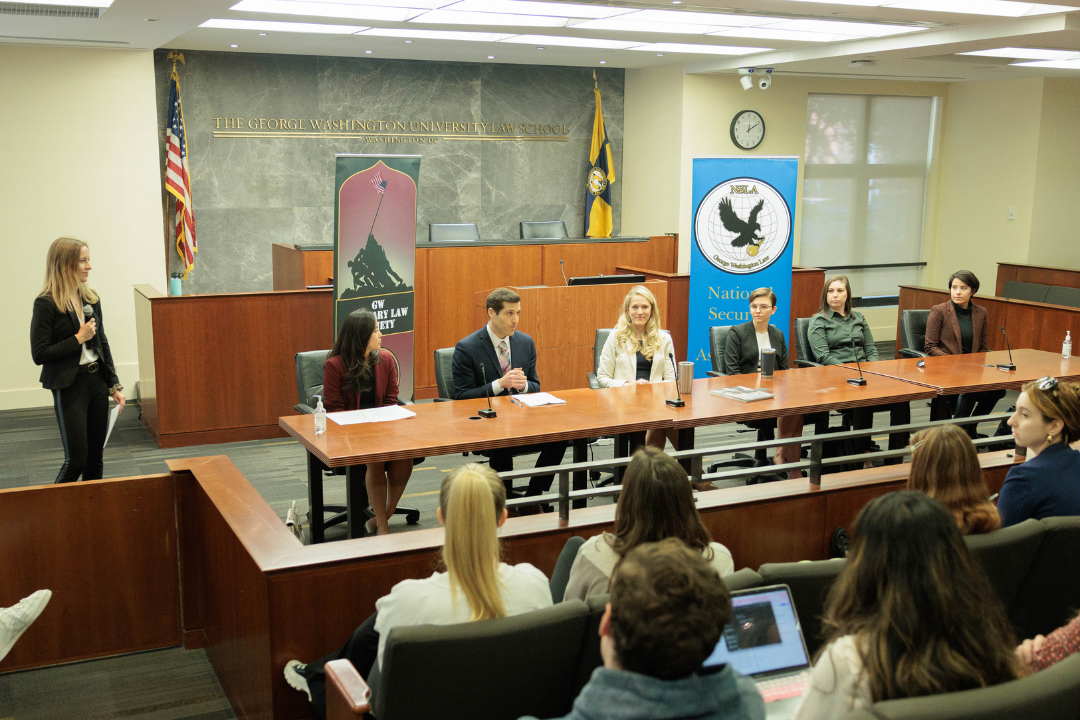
[1, 45, 165, 410]
[1028, 78, 1080, 269]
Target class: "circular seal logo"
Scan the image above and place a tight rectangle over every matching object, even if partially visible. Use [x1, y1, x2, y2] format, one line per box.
[693, 178, 791, 275]
[587, 166, 608, 196]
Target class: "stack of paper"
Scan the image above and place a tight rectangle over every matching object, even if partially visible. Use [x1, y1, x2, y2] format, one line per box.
[328, 405, 417, 426]
[710, 386, 774, 403]
[510, 392, 566, 408]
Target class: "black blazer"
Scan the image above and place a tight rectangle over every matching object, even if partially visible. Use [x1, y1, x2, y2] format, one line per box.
[452, 326, 541, 400]
[723, 322, 789, 375]
[30, 294, 119, 391]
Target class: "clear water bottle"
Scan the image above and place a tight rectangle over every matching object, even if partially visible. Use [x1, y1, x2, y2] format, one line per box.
[313, 395, 327, 434]
[1064, 331, 1072, 360]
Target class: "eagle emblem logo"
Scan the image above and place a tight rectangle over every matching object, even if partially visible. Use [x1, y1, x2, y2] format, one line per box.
[693, 177, 791, 275]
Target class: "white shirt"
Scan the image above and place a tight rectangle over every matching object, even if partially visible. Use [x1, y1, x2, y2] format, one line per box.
[755, 330, 771, 370]
[373, 562, 552, 668]
[485, 322, 527, 396]
[76, 302, 99, 366]
[791, 635, 872, 720]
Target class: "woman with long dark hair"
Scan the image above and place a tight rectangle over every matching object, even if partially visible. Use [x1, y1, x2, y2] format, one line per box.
[792, 492, 1020, 719]
[31, 238, 125, 483]
[324, 309, 412, 535]
[562, 447, 733, 601]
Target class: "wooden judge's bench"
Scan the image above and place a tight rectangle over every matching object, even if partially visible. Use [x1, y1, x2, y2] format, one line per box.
[135, 235, 824, 448]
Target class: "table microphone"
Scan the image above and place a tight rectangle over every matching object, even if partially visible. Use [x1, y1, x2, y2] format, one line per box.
[846, 339, 868, 386]
[665, 352, 686, 408]
[479, 365, 497, 418]
[997, 326, 1016, 371]
[559, 259, 568, 287]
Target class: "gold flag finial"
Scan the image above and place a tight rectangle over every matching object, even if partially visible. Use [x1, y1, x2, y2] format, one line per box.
[166, 51, 185, 73]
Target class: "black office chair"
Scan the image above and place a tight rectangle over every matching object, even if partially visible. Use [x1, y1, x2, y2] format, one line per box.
[294, 350, 420, 533]
[898, 309, 930, 358]
[793, 317, 824, 368]
[586, 329, 614, 390]
[429, 223, 480, 242]
[520, 220, 569, 240]
[433, 347, 457, 401]
[1001, 280, 1050, 303]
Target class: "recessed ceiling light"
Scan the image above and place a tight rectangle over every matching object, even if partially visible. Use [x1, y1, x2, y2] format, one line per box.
[884, 0, 1073, 16]
[571, 18, 728, 34]
[444, 0, 634, 19]
[259, 32, 267, 35]
[599, 59, 606, 62]
[488, 54, 495, 57]
[405, 39, 412, 42]
[201, 18, 365, 33]
[672, 1, 682, 4]
[499, 34, 642, 48]
[365, 49, 372, 52]
[1011, 58, 1080, 68]
[231, 0, 420, 22]
[410, 9, 568, 26]
[961, 47, 1078, 59]
[537, 46, 544, 49]
[360, 27, 514, 40]
[231, 44, 239, 47]
[629, 42, 771, 54]
[656, 52, 664, 56]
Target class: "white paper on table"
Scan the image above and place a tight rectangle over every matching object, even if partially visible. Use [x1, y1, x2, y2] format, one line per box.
[510, 392, 566, 407]
[103, 405, 121, 447]
[328, 405, 417, 425]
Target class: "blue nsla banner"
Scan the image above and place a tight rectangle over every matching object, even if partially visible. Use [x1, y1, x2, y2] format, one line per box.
[687, 157, 799, 377]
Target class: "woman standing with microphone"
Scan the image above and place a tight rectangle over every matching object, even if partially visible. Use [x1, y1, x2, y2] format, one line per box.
[30, 238, 125, 483]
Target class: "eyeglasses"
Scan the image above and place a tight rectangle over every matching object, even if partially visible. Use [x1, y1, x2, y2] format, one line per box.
[750, 304, 774, 312]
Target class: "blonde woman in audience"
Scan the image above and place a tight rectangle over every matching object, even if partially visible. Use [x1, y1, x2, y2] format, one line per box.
[284, 463, 553, 718]
[793, 492, 1020, 720]
[562, 447, 733, 602]
[906, 424, 1000, 535]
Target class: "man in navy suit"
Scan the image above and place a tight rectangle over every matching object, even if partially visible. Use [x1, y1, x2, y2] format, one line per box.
[453, 287, 567, 501]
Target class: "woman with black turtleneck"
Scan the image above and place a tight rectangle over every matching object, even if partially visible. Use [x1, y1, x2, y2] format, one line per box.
[924, 270, 1006, 434]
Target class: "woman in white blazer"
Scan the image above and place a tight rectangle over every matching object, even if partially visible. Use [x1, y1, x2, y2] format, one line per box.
[597, 285, 678, 451]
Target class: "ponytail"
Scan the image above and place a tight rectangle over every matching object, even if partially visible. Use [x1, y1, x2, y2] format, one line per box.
[439, 463, 507, 621]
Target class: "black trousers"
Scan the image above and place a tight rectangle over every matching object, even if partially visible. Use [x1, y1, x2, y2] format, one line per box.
[52, 369, 109, 484]
[851, 402, 910, 465]
[954, 389, 1008, 437]
[488, 440, 569, 496]
[302, 611, 380, 720]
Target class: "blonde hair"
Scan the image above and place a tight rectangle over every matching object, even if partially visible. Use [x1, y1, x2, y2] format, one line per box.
[907, 425, 1000, 535]
[613, 285, 663, 362]
[41, 237, 97, 311]
[439, 463, 507, 621]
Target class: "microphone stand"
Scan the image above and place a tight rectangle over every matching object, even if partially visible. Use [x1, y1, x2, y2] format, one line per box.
[997, 326, 1016, 371]
[666, 352, 686, 408]
[846, 339, 868, 387]
[479, 365, 497, 418]
[560, 259, 569, 287]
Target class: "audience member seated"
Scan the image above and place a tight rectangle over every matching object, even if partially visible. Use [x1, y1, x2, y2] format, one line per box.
[595, 285, 676, 451]
[0, 589, 51, 662]
[924, 270, 1006, 437]
[323, 309, 413, 535]
[999, 377, 1080, 526]
[522, 538, 764, 720]
[906, 424, 1000, 535]
[723, 287, 804, 476]
[808, 275, 909, 463]
[562, 447, 733, 602]
[1016, 612, 1080, 672]
[284, 463, 553, 718]
[792, 491, 1020, 720]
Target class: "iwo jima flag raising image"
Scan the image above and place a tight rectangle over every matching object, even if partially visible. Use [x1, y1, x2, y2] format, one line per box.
[334, 154, 421, 401]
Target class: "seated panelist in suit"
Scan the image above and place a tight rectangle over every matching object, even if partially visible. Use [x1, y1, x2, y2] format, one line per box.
[596, 285, 676, 450]
[452, 287, 568, 499]
[323, 309, 412, 536]
[924, 270, 1006, 435]
[724, 287, 803, 475]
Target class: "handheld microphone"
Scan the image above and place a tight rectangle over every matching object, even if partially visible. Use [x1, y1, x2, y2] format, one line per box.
[479, 365, 497, 418]
[82, 305, 95, 343]
[997, 326, 1016, 371]
[559, 259, 568, 287]
[846, 339, 867, 386]
[665, 352, 686, 408]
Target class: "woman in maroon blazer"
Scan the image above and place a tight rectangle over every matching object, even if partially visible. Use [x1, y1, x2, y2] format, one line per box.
[924, 270, 1006, 433]
[323, 309, 412, 535]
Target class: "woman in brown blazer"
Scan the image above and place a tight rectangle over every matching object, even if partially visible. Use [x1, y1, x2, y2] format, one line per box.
[924, 270, 1006, 433]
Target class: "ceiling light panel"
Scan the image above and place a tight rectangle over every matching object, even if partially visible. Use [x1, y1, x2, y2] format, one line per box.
[499, 33, 642, 47]
[444, 0, 635, 18]
[884, 0, 1074, 15]
[4, 0, 114, 5]
[571, 18, 730, 34]
[779, 0, 885, 5]
[1011, 58, 1080, 68]
[768, 18, 924, 35]
[629, 42, 771, 54]
[200, 18, 365, 32]
[410, 9, 568, 25]
[625, 9, 776, 26]
[286, 0, 446, 6]
[361, 27, 513, 39]
[231, 0, 419, 22]
[711, 27, 851, 41]
[960, 47, 1078, 59]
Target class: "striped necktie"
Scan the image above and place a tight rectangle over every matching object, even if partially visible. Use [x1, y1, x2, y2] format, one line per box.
[496, 339, 510, 375]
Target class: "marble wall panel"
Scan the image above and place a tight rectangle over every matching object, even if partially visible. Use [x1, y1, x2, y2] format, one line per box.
[155, 51, 623, 294]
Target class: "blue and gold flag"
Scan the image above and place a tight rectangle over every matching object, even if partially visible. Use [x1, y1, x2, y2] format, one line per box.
[585, 71, 615, 238]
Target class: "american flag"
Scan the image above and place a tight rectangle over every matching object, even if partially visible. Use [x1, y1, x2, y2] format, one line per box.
[371, 171, 387, 194]
[166, 71, 197, 277]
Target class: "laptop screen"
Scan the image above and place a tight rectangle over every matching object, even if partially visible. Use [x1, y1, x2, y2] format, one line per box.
[702, 585, 810, 677]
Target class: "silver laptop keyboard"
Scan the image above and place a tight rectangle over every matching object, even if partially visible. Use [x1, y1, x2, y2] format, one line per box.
[756, 670, 811, 703]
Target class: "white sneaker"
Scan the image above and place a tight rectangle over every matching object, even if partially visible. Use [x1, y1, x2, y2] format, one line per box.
[0, 589, 52, 662]
[284, 659, 311, 701]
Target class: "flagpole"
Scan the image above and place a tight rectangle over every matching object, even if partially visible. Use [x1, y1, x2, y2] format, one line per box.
[366, 190, 385, 238]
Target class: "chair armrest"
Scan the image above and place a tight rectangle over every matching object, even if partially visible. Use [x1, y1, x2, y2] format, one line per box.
[899, 349, 929, 359]
[295, 403, 315, 414]
[433, 397, 451, 402]
[794, 359, 824, 368]
[324, 659, 371, 720]
[587, 372, 600, 390]
[706, 370, 723, 378]
[398, 398, 414, 406]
